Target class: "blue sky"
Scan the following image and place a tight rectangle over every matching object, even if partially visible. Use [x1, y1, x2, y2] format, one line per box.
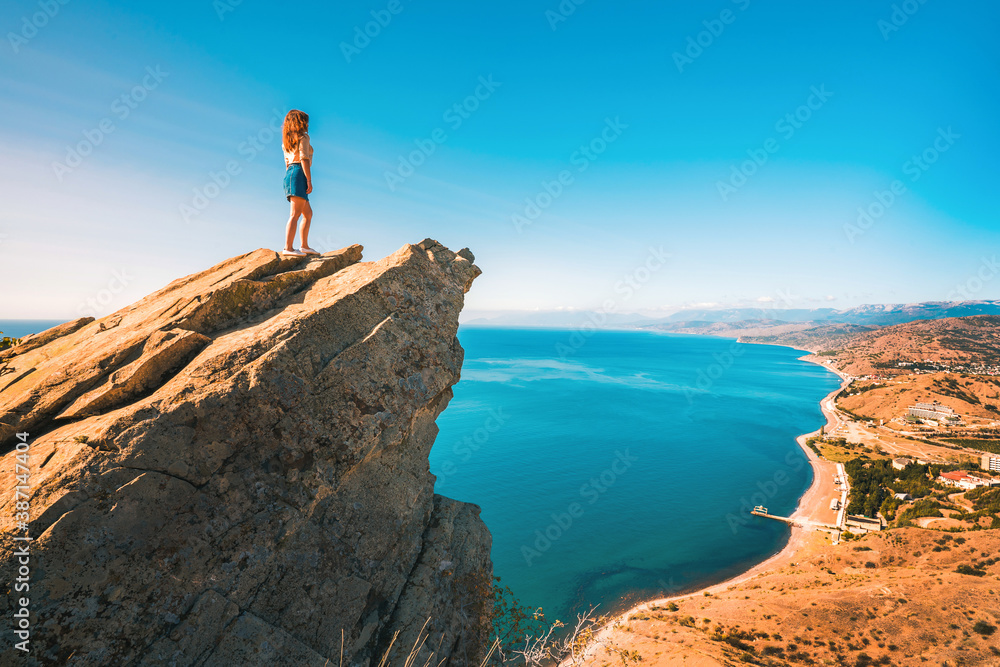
[1, 0, 997, 319]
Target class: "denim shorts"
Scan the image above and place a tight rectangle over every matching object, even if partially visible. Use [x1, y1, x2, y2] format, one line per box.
[284, 163, 308, 201]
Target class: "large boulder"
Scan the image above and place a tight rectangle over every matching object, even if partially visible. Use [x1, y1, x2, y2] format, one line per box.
[0, 240, 492, 666]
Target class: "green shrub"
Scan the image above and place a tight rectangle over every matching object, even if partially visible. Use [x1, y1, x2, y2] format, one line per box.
[897, 499, 943, 523]
[972, 621, 996, 636]
[0, 332, 20, 379]
[487, 576, 546, 659]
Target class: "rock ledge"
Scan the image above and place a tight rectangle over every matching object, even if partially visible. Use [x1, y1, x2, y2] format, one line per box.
[0, 240, 492, 667]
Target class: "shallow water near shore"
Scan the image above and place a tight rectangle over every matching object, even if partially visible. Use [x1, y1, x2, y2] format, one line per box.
[0, 320, 66, 339]
[5, 320, 841, 623]
[431, 327, 841, 622]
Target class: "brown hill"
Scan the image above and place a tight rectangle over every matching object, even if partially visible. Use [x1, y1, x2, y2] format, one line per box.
[831, 315, 1000, 377]
[585, 528, 1000, 666]
[738, 316, 1000, 378]
[838, 372, 1000, 426]
[643, 320, 836, 340]
[733, 322, 875, 353]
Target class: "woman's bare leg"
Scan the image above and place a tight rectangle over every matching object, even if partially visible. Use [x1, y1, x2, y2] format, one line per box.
[300, 201, 314, 250]
[285, 197, 307, 250]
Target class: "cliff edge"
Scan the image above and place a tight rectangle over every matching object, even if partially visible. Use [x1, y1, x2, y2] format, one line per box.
[0, 240, 492, 666]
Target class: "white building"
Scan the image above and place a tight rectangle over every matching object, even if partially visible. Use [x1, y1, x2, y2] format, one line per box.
[938, 470, 992, 490]
[845, 514, 882, 532]
[983, 454, 1000, 473]
[892, 457, 913, 471]
[908, 402, 960, 422]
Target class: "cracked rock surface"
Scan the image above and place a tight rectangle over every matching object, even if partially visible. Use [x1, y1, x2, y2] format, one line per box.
[0, 241, 493, 667]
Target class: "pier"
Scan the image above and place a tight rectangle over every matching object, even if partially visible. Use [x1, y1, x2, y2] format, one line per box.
[750, 506, 840, 532]
[751, 506, 794, 524]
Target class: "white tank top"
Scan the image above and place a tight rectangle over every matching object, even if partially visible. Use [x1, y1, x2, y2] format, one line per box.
[284, 134, 313, 166]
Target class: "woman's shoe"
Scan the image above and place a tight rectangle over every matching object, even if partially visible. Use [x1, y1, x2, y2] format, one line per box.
[281, 248, 306, 257]
[301, 247, 320, 256]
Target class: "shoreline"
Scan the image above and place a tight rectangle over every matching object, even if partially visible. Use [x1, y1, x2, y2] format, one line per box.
[571, 348, 850, 663]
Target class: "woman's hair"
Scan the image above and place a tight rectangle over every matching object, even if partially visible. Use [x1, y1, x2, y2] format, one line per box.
[282, 109, 309, 152]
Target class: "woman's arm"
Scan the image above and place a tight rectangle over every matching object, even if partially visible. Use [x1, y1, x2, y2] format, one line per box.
[301, 158, 312, 194]
[300, 134, 312, 193]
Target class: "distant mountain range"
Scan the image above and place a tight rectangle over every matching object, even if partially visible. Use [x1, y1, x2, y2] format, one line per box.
[463, 301, 1000, 330]
[462, 311, 654, 328]
[739, 314, 1000, 377]
[654, 301, 1000, 327]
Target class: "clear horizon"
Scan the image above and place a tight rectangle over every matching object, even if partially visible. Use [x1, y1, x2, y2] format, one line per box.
[2, 1, 998, 319]
[8, 296, 1000, 333]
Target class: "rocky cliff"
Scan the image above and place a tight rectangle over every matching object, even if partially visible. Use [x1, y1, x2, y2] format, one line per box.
[0, 241, 493, 666]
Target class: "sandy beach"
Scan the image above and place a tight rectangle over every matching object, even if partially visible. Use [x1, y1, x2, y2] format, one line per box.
[572, 352, 851, 664]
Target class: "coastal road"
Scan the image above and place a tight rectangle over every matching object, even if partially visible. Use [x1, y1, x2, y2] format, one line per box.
[836, 462, 848, 529]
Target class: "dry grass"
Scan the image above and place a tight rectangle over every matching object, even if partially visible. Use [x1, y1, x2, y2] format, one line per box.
[583, 528, 1000, 666]
[838, 372, 1000, 425]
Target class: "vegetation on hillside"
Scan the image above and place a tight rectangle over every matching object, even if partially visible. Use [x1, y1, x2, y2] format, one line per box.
[932, 375, 982, 405]
[843, 458, 940, 519]
[939, 437, 1000, 455]
[488, 576, 547, 661]
[585, 528, 1000, 667]
[955, 487, 1000, 528]
[484, 578, 641, 666]
[966, 486, 1000, 513]
[0, 332, 20, 379]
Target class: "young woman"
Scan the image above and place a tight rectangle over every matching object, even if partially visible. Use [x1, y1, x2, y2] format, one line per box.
[281, 109, 318, 257]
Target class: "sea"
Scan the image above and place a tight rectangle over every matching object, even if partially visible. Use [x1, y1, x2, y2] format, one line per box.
[430, 327, 841, 623]
[0, 320, 65, 340]
[1, 320, 841, 624]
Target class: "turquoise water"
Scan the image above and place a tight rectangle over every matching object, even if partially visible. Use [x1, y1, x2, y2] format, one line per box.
[2, 320, 840, 621]
[430, 327, 841, 622]
[0, 320, 65, 339]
